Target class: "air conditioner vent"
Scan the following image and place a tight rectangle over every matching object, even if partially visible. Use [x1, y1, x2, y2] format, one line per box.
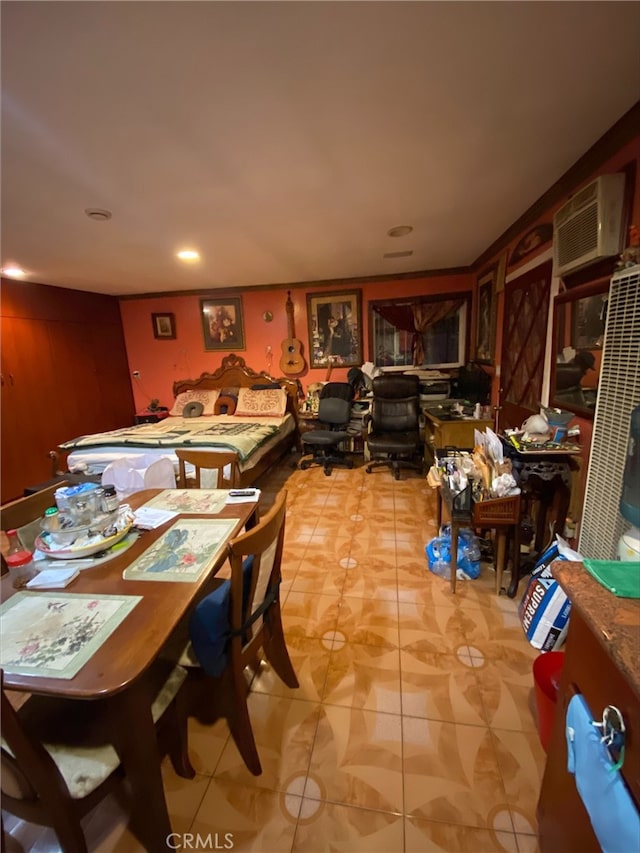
[553, 173, 625, 277]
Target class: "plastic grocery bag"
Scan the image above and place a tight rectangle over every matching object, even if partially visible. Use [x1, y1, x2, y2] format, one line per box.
[518, 535, 582, 651]
[101, 454, 176, 500]
[425, 526, 481, 580]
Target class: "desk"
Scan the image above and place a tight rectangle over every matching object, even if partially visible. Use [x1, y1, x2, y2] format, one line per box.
[0, 488, 258, 850]
[500, 441, 580, 576]
[436, 483, 521, 596]
[423, 411, 493, 463]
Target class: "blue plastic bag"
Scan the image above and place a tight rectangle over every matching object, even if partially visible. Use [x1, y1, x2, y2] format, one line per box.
[425, 526, 480, 580]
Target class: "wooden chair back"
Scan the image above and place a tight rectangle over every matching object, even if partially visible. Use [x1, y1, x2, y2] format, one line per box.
[1, 483, 68, 575]
[175, 449, 240, 489]
[226, 489, 298, 774]
[0, 668, 121, 852]
[0, 664, 194, 852]
[1, 482, 68, 532]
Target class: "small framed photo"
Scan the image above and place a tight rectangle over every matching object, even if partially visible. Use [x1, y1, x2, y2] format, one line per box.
[475, 266, 497, 364]
[151, 313, 176, 339]
[200, 297, 245, 351]
[306, 290, 362, 369]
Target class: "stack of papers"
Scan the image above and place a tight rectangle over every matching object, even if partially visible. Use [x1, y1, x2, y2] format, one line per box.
[133, 507, 179, 530]
[26, 568, 79, 589]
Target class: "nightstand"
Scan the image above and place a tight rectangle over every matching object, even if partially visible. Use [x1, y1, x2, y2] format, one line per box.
[135, 409, 170, 425]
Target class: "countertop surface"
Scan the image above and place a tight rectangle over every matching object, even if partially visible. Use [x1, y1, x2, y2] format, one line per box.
[551, 560, 640, 699]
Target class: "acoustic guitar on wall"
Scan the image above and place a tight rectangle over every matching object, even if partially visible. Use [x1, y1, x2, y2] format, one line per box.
[280, 291, 307, 376]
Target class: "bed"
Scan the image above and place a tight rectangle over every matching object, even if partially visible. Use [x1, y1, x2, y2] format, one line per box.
[51, 354, 302, 488]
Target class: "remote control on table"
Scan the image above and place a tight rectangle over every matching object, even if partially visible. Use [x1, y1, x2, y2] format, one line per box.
[229, 489, 256, 497]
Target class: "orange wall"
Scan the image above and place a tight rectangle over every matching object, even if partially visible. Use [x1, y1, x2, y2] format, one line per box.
[120, 273, 473, 411]
[120, 133, 639, 430]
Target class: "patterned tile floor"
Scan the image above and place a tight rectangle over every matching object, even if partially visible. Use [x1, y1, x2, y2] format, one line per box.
[3, 458, 546, 852]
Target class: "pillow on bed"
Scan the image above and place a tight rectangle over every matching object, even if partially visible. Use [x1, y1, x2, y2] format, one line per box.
[214, 394, 237, 415]
[183, 401, 204, 418]
[235, 386, 287, 418]
[170, 389, 218, 416]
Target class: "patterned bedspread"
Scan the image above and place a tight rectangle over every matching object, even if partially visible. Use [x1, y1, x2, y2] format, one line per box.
[59, 417, 282, 462]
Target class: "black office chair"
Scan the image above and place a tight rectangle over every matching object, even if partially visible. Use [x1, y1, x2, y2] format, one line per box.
[365, 374, 423, 480]
[300, 382, 355, 476]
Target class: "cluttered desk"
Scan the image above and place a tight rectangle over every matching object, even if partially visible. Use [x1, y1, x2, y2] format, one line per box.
[429, 409, 582, 597]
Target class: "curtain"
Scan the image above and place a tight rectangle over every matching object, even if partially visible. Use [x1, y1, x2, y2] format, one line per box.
[374, 299, 464, 365]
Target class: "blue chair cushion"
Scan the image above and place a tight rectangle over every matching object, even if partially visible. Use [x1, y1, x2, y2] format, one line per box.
[188, 556, 254, 678]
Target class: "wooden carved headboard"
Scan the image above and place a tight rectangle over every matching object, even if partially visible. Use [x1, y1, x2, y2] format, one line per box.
[172, 353, 301, 426]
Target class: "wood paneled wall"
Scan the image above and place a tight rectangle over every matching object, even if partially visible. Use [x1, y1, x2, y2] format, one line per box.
[1, 279, 135, 502]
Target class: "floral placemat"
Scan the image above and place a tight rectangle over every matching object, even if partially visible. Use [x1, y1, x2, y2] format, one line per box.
[142, 489, 227, 514]
[122, 517, 238, 582]
[0, 592, 142, 679]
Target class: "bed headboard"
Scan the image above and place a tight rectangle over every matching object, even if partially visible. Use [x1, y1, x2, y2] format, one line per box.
[172, 353, 301, 425]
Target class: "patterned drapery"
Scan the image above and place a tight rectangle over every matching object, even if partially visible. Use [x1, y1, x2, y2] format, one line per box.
[373, 299, 464, 365]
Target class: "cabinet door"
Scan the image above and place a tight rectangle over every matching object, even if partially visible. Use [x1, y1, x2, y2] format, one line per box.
[89, 323, 135, 429]
[1, 317, 58, 501]
[47, 323, 103, 436]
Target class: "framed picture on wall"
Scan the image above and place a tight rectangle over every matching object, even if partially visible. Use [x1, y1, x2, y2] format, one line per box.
[475, 266, 497, 364]
[151, 313, 176, 339]
[200, 297, 245, 350]
[306, 290, 362, 369]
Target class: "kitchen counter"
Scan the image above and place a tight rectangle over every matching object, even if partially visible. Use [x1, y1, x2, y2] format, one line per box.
[537, 559, 640, 851]
[551, 559, 640, 699]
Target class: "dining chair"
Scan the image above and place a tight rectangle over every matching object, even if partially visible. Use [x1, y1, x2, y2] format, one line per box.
[178, 489, 297, 775]
[0, 662, 194, 853]
[175, 449, 241, 489]
[1, 483, 70, 574]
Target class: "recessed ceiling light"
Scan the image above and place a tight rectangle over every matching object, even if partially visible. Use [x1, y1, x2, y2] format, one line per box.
[2, 266, 26, 278]
[387, 225, 413, 238]
[176, 249, 201, 262]
[85, 208, 112, 221]
[383, 250, 413, 259]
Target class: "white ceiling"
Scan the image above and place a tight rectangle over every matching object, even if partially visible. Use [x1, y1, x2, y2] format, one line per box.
[2, 1, 639, 297]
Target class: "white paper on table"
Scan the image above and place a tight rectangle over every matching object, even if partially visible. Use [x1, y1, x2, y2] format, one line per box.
[26, 568, 80, 589]
[133, 507, 179, 530]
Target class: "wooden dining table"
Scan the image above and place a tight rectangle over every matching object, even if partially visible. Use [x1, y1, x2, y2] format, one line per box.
[0, 487, 260, 850]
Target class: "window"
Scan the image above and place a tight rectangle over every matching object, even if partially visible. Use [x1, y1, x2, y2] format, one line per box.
[370, 295, 470, 369]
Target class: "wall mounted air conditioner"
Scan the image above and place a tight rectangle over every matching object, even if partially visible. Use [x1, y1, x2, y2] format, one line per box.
[553, 173, 625, 277]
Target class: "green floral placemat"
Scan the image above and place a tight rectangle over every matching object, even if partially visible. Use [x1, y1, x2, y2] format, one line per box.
[123, 517, 238, 582]
[142, 488, 227, 515]
[583, 560, 640, 598]
[0, 592, 142, 679]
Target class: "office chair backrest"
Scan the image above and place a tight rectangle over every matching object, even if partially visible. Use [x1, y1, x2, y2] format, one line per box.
[370, 374, 420, 432]
[175, 449, 240, 489]
[317, 382, 354, 428]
